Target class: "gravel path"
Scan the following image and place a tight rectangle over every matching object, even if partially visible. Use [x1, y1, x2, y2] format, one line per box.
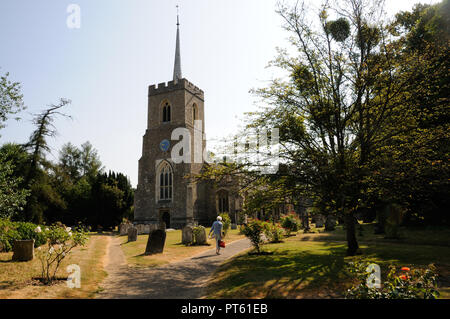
[96, 236, 251, 299]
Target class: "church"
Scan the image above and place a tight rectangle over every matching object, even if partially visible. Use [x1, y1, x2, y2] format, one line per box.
[133, 14, 243, 230]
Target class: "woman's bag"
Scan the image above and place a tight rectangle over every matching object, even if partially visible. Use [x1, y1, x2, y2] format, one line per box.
[219, 240, 225, 248]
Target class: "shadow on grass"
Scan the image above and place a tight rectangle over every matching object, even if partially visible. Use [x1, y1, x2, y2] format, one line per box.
[208, 239, 450, 299]
[208, 242, 350, 298]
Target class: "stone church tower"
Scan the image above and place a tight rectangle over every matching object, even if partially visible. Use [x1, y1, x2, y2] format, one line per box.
[134, 14, 210, 229]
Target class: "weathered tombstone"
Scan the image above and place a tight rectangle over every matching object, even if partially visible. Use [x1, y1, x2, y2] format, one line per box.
[193, 226, 207, 245]
[315, 215, 324, 228]
[231, 223, 237, 230]
[325, 216, 336, 231]
[12, 240, 34, 261]
[119, 222, 132, 236]
[182, 225, 194, 245]
[127, 226, 138, 242]
[145, 229, 166, 255]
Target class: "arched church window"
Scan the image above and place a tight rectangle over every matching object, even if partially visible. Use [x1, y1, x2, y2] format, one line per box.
[162, 102, 171, 123]
[158, 162, 173, 201]
[217, 190, 229, 213]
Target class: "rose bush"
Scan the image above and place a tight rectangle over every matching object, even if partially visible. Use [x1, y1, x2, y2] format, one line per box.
[35, 222, 88, 284]
[346, 261, 440, 299]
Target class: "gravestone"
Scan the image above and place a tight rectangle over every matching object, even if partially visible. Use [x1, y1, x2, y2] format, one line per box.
[315, 215, 324, 228]
[145, 229, 166, 255]
[127, 226, 138, 242]
[119, 222, 132, 236]
[193, 226, 207, 245]
[182, 225, 193, 245]
[159, 221, 166, 231]
[12, 240, 34, 261]
[231, 223, 237, 230]
[325, 216, 336, 231]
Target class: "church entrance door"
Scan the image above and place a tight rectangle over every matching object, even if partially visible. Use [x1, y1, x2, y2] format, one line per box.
[161, 211, 170, 229]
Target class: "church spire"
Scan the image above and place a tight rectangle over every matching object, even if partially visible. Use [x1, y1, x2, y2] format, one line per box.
[173, 5, 182, 82]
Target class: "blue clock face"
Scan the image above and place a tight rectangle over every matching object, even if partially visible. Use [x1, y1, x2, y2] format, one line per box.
[160, 139, 170, 152]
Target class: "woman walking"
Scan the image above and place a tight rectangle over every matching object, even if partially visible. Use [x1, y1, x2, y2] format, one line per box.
[209, 216, 223, 255]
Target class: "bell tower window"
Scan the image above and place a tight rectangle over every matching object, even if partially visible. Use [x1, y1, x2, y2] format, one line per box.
[162, 102, 171, 123]
[192, 104, 198, 122]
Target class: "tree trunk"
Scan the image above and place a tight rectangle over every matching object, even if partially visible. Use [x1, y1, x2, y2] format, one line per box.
[345, 212, 359, 256]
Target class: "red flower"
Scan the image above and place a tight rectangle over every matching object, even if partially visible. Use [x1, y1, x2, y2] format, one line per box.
[399, 275, 408, 280]
[401, 267, 410, 272]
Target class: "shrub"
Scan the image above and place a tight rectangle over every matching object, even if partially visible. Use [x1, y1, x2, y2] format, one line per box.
[346, 261, 440, 299]
[35, 223, 88, 284]
[280, 214, 299, 236]
[240, 219, 267, 253]
[15, 222, 47, 247]
[0, 218, 19, 252]
[0, 219, 47, 251]
[193, 225, 206, 245]
[219, 213, 231, 236]
[264, 223, 284, 243]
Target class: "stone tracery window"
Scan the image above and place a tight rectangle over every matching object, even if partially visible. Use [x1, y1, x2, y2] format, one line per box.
[217, 190, 229, 213]
[158, 162, 173, 201]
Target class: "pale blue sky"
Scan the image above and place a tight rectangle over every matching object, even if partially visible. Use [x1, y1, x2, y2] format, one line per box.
[0, 0, 438, 187]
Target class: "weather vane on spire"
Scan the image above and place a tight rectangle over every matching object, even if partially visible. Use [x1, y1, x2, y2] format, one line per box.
[176, 5, 180, 26]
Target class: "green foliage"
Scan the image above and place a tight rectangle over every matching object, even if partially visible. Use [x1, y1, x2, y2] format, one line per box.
[193, 225, 206, 245]
[0, 154, 29, 219]
[346, 261, 440, 299]
[0, 71, 26, 131]
[280, 214, 300, 236]
[14, 221, 47, 247]
[241, 219, 267, 253]
[0, 219, 48, 252]
[325, 18, 350, 42]
[0, 218, 19, 252]
[263, 222, 284, 243]
[219, 213, 231, 236]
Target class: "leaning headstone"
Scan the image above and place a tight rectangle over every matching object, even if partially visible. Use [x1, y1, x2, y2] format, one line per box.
[145, 229, 166, 255]
[193, 226, 207, 245]
[325, 216, 336, 231]
[127, 226, 138, 242]
[182, 225, 194, 245]
[12, 240, 34, 261]
[231, 223, 237, 230]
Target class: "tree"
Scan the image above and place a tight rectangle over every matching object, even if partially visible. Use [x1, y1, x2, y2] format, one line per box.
[0, 71, 26, 132]
[366, 0, 450, 225]
[22, 99, 71, 222]
[199, 0, 427, 255]
[0, 70, 28, 219]
[0, 151, 29, 219]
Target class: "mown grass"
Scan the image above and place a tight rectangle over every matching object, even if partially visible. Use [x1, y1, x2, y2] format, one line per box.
[307, 223, 450, 247]
[0, 234, 109, 299]
[120, 228, 245, 267]
[205, 228, 450, 299]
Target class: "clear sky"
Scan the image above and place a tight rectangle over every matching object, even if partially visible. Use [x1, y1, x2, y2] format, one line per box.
[0, 0, 439, 187]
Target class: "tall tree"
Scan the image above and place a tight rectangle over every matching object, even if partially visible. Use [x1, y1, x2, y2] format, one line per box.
[22, 99, 71, 222]
[0, 71, 28, 218]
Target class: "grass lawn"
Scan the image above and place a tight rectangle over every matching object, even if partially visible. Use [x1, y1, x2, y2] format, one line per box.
[120, 228, 245, 268]
[205, 227, 450, 299]
[0, 234, 109, 299]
